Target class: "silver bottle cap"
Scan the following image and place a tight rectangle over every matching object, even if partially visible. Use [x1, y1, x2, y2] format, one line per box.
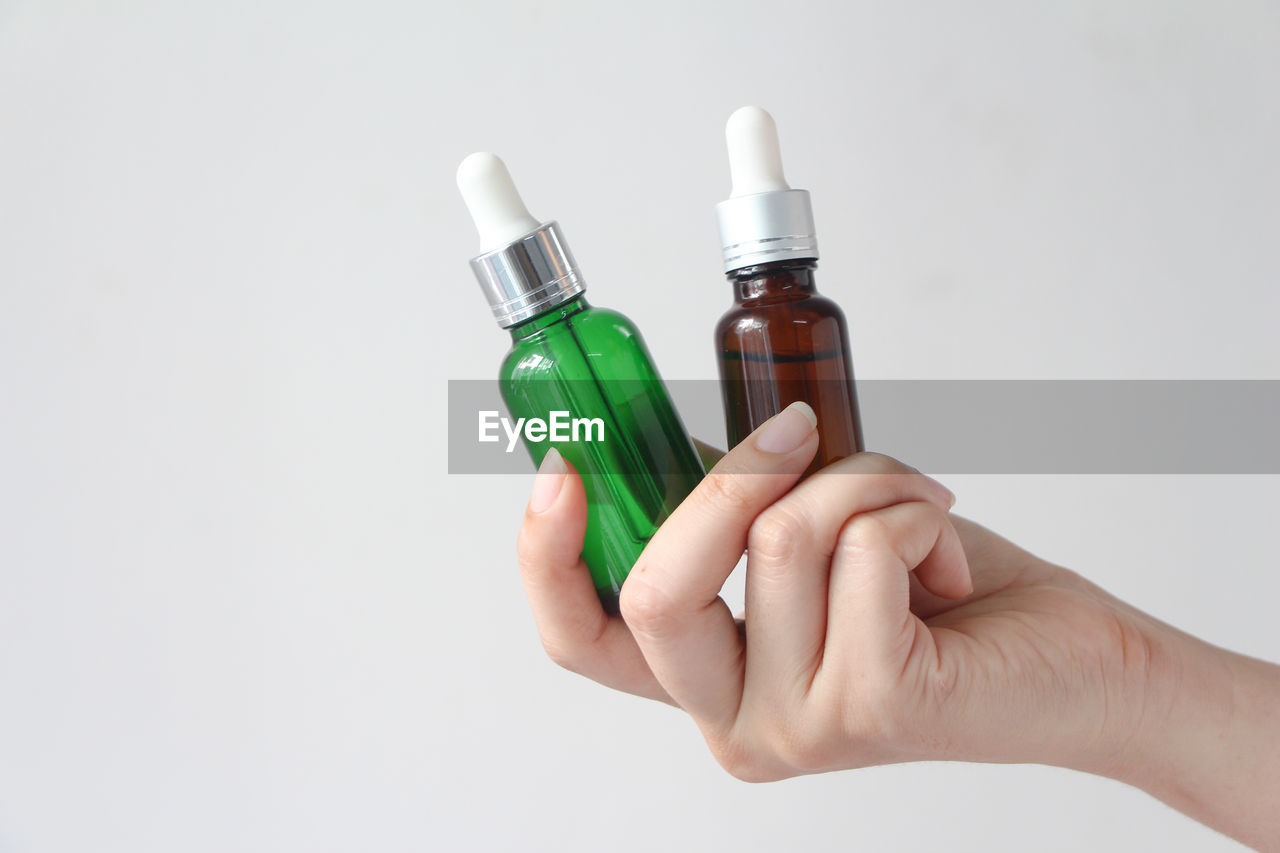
[469, 221, 584, 328]
[715, 189, 818, 273]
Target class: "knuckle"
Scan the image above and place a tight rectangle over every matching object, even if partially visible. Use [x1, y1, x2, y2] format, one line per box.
[854, 451, 914, 475]
[771, 702, 849, 773]
[768, 722, 829, 774]
[515, 545, 567, 591]
[539, 636, 587, 674]
[709, 736, 782, 784]
[618, 572, 679, 637]
[514, 528, 538, 572]
[534, 612, 608, 676]
[725, 708, 831, 778]
[748, 505, 809, 563]
[835, 513, 896, 562]
[696, 471, 757, 515]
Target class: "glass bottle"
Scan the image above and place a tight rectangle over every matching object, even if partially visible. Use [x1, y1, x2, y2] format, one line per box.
[717, 259, 863, 476]
[459, 153, 704, 612]
[713, 107, 864, 473]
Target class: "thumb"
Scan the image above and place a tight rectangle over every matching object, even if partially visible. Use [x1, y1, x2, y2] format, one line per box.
[517, 448, 600, 637]
[515, 448, 670, 701]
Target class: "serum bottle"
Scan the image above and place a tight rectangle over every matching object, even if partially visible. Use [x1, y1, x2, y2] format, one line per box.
[714, 107, 864, 475]
[458, 153, 704, 612]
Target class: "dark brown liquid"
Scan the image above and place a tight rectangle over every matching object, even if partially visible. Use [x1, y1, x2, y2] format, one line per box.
[715, 260, 864, 476]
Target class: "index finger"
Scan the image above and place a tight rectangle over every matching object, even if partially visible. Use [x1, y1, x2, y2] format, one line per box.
[619, 402, 820, 728]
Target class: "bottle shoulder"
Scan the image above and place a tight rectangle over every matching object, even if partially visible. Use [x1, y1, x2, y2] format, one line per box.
[501, 303, 653, 381]
[717, 292, 848, 335]
[498, 341, 531, 379]
[573, 304, 642, 340]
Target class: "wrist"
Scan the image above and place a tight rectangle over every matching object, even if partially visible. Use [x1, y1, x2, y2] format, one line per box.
[1096, 619, 1280, 848]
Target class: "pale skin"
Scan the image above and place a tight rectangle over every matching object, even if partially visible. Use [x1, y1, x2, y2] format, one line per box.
[517, 402, 1280, 851]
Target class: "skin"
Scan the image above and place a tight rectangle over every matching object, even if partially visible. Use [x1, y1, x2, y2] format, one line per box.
[517, 404, 1280, 850]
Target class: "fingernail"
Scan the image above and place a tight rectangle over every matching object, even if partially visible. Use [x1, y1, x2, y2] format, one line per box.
[755, 402, 818, 454]
[923, 474, 956, 509]
[529, 447, 567, 513]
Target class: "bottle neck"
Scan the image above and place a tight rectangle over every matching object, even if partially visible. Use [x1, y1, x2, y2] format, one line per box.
[728, 259, 818, 304]
[507, 294, 589, 341]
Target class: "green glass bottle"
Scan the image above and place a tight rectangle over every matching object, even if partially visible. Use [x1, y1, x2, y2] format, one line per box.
[458, 153, 704, 612]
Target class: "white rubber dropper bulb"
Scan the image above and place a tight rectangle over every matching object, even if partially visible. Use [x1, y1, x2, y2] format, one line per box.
[456, 152, 543, 253]
[726, 106, 791, 197]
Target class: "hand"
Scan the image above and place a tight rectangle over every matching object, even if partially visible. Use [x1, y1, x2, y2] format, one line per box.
[519, 402, 1143, 772]
[517, 403, 1280, 848]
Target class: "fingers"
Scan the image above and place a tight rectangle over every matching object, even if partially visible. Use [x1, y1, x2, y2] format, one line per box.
[620, 402, 820, 727]
[824, 500, 969, 671]
[517, 449, 670, 702]
[743, 453, 963, 697]
[904, 515, 1042, 621]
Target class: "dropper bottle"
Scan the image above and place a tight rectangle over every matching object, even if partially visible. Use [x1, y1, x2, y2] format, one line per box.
[714, 106, 865, 475]
[458, 153, 704, 612]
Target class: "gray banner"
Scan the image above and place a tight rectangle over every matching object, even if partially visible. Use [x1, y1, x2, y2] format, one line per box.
[448, 380, 1280, 474]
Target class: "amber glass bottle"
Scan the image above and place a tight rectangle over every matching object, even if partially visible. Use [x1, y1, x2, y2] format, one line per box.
[717, 259, 863, 475]
[714, 107, 864, 473]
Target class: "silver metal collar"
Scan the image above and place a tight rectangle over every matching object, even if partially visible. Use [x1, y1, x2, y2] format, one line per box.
[715, 189, 819, 273]
[469, 221, 585, 328]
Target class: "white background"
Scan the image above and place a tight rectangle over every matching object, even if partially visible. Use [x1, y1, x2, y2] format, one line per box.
[1, 2, 1277, 851]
